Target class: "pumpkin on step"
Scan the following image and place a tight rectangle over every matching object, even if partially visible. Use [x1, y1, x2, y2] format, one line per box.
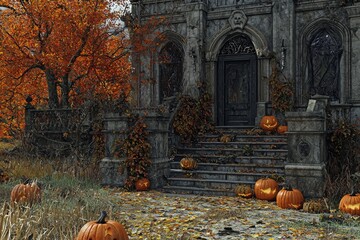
[180, 157, 198, 170]
[254, 178, 279, 201]
[259, 115, 278, 132]
[276, 185, 304, 210]
[10, 179, 41, 206]
[234, 184, 253, 198]
[277, 125, 288, 134]
[76, 211, 129, 240]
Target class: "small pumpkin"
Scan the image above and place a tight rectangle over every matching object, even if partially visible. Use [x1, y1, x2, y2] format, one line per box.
[135, 178, 151, 191]
[220, 134, 233, 143]
[259, 115, 278, 132]
[254, 178, 279, 201]
[180, 157, 198, 170]
[76, 211, 129, 240]
[277, 125, 288, 134]
[10, 179, 41, 206]
[234, 184, 253, 198]
[276, 185, 304, 210]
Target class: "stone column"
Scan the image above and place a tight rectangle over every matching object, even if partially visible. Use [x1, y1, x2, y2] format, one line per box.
[285, 95, 329, 198]
[183, 0, 208, 98]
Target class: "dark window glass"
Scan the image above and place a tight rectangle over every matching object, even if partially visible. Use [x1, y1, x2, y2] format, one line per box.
[308, 28, 342, 100]
[159, 42, 183, 102]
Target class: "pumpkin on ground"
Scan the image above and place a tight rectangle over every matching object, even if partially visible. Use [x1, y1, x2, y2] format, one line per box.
[135, 178, 151, 191]
[254, 178, 279, 201]
[234, 184, 253, 198]
[10, 179, 41, 206]
[276, 185, 304, 210]
[339, 192, 360, 216]
[180, 157, 198, 170]
[76, 211, 129, 240]
[277, 125, 288, 134]
[259, 115, 278, 132]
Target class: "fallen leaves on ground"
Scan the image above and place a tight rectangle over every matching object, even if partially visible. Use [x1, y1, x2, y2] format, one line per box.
[105, 190, 359, 240]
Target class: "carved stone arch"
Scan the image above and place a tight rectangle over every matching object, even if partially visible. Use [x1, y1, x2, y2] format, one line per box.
[154, 31, 185, 106]
[207, 25, 269, 61]
[298, 18, 351, 105]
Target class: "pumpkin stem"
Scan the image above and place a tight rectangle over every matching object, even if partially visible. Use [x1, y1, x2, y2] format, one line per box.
[284, 184, 293, 191]
[23, 178, 32, 185]
[96, 211, 108, 224]
[350, 175, 356, 196]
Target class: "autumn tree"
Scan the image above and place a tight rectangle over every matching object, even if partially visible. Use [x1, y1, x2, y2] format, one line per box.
[0, 0, 164, 137]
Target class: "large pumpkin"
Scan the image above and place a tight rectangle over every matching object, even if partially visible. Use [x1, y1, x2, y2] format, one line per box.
[77, 211, 129, 240]
[135, 178, 151, 191]
[276, 186, 304, 210]
[180, 157, 198, 170]
[234, 184, 253, 198]
[254, 178, 279, 201]
[339, 192, 360, 216]
[259, 115, 278, 132]
[277, 125, 288, 134]
[10, 179, 41, 206]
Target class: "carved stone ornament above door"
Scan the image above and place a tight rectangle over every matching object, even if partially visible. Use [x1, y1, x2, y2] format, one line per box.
[229, 10, 248, 30]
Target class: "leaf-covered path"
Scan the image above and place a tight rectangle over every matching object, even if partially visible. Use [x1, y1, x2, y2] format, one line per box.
[107, 190, 359, 240]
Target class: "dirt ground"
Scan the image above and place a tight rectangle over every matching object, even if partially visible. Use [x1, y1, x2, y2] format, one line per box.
[106, 190, 360, 240]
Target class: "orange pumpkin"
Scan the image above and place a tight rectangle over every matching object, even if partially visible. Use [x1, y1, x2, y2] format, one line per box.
[234, 184, 253, 198]
[259, 115, 279, 131]
[10, 179, 41, 206]
[76, 211, 129, 240]
[135, 178, 151, 191]
[180, 157, 198, 170]
[339, 192, 360, 216]
[254, 178, 279, 201]
[276, 186, 304, 210]
[277, 125, 288, 134]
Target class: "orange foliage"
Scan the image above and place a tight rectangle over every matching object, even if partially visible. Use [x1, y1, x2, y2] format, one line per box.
[0, 0, 165, 138]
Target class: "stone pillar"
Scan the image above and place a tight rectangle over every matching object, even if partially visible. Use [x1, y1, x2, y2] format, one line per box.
[183, 0, 208, 98]
[100, 110, 170, 189]
[285, 95, 329, 198]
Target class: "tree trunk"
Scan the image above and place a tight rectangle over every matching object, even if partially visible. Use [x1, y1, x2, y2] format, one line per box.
[61, 74, 70, 108]
[45, 69, 59, 109]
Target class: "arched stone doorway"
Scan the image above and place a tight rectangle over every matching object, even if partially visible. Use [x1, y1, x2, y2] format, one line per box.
[217, 34, 257, 126]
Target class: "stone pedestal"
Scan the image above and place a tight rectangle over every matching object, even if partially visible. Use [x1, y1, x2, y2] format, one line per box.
[285, 95, 329, 198]
[100, 109, 170, 189]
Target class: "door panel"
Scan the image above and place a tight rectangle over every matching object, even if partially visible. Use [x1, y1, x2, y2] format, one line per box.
[217, 55, 257, 126]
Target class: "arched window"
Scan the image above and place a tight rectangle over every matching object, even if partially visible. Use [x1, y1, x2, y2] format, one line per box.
[159, 42, 184, 102]
[307, 27, 342, 101]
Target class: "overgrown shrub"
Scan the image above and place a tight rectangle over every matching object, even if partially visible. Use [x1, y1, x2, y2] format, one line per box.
[325, 119, 360, 206]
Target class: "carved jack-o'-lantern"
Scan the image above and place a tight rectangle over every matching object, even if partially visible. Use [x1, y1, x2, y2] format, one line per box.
[234, 184, 253, 198]
[254, 178, 279, 201]
[339, 192, 360, 216]
[260, 116, 279, 131]
[135, 178, 151, 191]
[180, 157, 198, 170]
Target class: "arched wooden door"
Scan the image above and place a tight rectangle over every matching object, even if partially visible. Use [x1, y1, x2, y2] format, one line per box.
[217, 34, 257, 126]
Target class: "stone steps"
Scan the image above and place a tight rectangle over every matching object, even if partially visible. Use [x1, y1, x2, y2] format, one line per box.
[162, 129, 287, 196]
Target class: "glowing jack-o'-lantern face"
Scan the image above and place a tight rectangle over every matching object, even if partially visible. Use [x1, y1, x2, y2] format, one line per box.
[339, 193, 360, 216]
[180, 157, 198, 170]
[234, 184, 253, 198]
[254, 178, 279, 201]
[260, 116, 279, 131]
[135, 178, 151, 191]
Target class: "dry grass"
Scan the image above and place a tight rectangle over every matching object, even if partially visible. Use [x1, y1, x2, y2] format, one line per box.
[0, 140, 117, 239]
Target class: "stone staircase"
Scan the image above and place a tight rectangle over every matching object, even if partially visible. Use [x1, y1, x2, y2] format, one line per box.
[162, 127, 288, 196]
